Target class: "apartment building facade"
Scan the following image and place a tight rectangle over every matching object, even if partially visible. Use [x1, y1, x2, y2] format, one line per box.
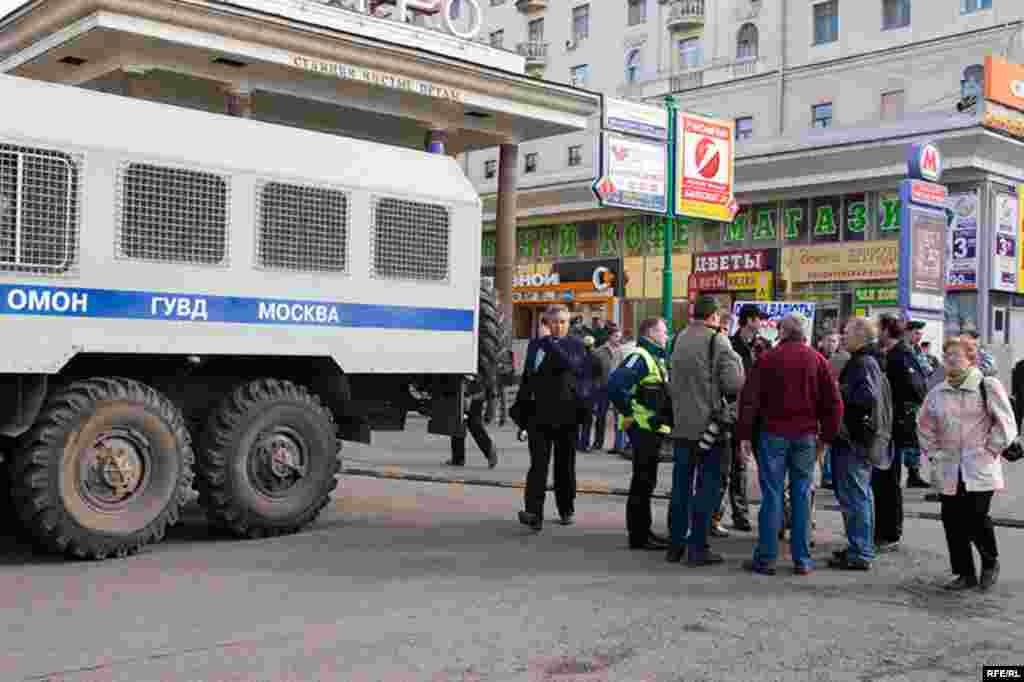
[470, 0, 1024, 345]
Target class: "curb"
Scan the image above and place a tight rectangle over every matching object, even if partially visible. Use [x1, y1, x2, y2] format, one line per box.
[341, 466, 1024, 530]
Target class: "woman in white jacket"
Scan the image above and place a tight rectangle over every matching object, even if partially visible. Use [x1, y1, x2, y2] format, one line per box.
[917, 336, 1017, 592]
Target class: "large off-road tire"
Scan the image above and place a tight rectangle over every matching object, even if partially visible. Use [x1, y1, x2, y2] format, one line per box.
[477, 287, 503, 398]
[10, 378, 194, 559]
[197, 379, 339, 539]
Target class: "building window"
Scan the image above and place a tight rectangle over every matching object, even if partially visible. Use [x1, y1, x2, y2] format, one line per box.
[813, 1, 839, 45]
[962, 63, 984, 99]
[880, 89, 905, 120]
[627, 0, 647, 26]
[572, 4, 590, 43]
[570, 64, 590, 88]
[812, 102, 833, 128]
[625, 49, 642, 83]
[524, 153, 538, 174]
[484, 160, 497, 179]
[961, 0, 992, 14]
[678, 37, 703, 69]
[490, 0, 505, 5]
[490, 30, 504, 48]
[882, 0, 910, 29]
[450, 0, 461, 18]
[737, 23, 759, 59]
[568, 145, 583, 167]
[735, 116, 754, 140]
[528, 17, 544, 41]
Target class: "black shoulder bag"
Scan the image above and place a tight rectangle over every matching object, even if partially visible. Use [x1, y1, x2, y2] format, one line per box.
[979, 378, 1023, 463]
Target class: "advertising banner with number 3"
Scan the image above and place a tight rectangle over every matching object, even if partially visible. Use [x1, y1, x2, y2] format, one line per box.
[675, 112, 736, 222]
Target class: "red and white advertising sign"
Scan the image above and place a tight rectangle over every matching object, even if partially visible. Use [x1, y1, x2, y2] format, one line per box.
[693, 250, 767, 274]
[909, 180, 948, 208]
[676, 113, 736, 222]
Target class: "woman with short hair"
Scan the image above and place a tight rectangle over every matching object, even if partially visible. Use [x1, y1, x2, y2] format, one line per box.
[917, 336, 1017, 591]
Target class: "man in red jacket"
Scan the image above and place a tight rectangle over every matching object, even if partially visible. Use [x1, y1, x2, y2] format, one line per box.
[738, 313, 843, 576]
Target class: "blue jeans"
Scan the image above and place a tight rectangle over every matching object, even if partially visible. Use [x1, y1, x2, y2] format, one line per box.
[831, 443, 875, 562]
[821, 446, 832, 485]
[753, 433, 817, 569]
[670, 441, 724, 558]
[901, 447, 921, 468]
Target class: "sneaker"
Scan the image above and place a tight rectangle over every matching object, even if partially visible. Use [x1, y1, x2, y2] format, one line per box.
[742, 559, 777, 576]
[944, 575, 978, 591]
[979, 561, 1000, 592]
[710, 522, 730, 538]
[518, 511, 542, 531]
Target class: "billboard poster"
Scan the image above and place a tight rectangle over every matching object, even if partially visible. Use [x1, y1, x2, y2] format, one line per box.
[899, 178, 946, 314]
[1018, 186, 1024, 294]
[603, 97, 669, 140]
[945, 191, 979, 291]
[728, 300, 815, 344]
[993, 192, 1019, 292]
[598, 132, 668, 213]
[675, 112, 736, 222]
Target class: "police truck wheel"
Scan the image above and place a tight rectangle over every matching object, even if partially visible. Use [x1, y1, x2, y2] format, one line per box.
[10, 378, 194, 559]
[198, 379, 339, 539]
[477, 287, 502, 396]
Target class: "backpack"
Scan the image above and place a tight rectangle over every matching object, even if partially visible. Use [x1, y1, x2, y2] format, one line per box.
[865, 371, 894, 468]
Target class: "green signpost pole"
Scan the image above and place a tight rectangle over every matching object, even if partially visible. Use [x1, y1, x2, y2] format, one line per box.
[662, 95, 678, 330]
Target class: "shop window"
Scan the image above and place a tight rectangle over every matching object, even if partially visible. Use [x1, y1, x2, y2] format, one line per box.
[878, 191, 901, 234]
[628, 0, 646, 26]
[811, 197, 841, 243]
[961, 0, 991, 14]
[484, 159, 496, 179]
[813, 1, 839, 45]
[882, 0, 910, 30]
[735, 116, 754, 141]
[844, 194, 868, 241]
[783, 200, 809, 242]
[812, 102, 833, 128]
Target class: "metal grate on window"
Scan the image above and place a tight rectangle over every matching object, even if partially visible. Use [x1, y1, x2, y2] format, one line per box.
[370, 196, 450, 283]
[118, 162, 228, 265]
[0, 144, 79, 275]
[256, 181, 349, 273]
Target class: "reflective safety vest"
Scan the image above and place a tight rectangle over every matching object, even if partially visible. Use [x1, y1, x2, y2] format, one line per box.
[620, 345, 671, 435]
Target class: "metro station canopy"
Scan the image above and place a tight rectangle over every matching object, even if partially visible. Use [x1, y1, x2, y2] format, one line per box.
[0, 0, 600, 154]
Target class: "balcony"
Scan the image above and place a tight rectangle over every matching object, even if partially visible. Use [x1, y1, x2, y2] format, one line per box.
[670, 70, 703, 91]
[516, 41, 549, 67]
[731, 57, 761, 78]
[515, 0, 547, 14]
[666, 0, 705, 31]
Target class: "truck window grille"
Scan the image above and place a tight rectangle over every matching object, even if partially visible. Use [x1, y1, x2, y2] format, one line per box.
[118, 162, 228, 265]
[370, 196, 450, 283]
[0, 144, 79, 275]
[257, 181, 348, 273]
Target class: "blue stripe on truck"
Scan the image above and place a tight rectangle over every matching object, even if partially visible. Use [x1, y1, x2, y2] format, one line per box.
[0, 284, 475, 332]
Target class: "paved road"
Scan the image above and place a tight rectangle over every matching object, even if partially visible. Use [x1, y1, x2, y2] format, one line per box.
[2, 466, 1024, 681]
[347, 417, 1024, 525]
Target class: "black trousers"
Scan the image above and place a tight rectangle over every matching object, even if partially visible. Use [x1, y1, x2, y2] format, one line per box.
[872, 449, 903, 543]
[577, 400, 594, 450]
[715, 439, 750, 525]
[626, 426, 662, 547]
[941, 476, 998, 580]
[450, 397, 494, 465]
[525, 424, 577, 517]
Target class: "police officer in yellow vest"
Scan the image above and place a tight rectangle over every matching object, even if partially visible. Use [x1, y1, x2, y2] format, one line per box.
[608, 317, 672, 550]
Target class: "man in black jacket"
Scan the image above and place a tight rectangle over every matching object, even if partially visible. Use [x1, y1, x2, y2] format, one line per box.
[515, 304, 587, 531]
[712, 303, 760, 535]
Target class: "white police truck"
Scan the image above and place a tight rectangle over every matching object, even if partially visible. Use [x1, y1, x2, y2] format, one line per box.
[0, 74, 501, 559]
